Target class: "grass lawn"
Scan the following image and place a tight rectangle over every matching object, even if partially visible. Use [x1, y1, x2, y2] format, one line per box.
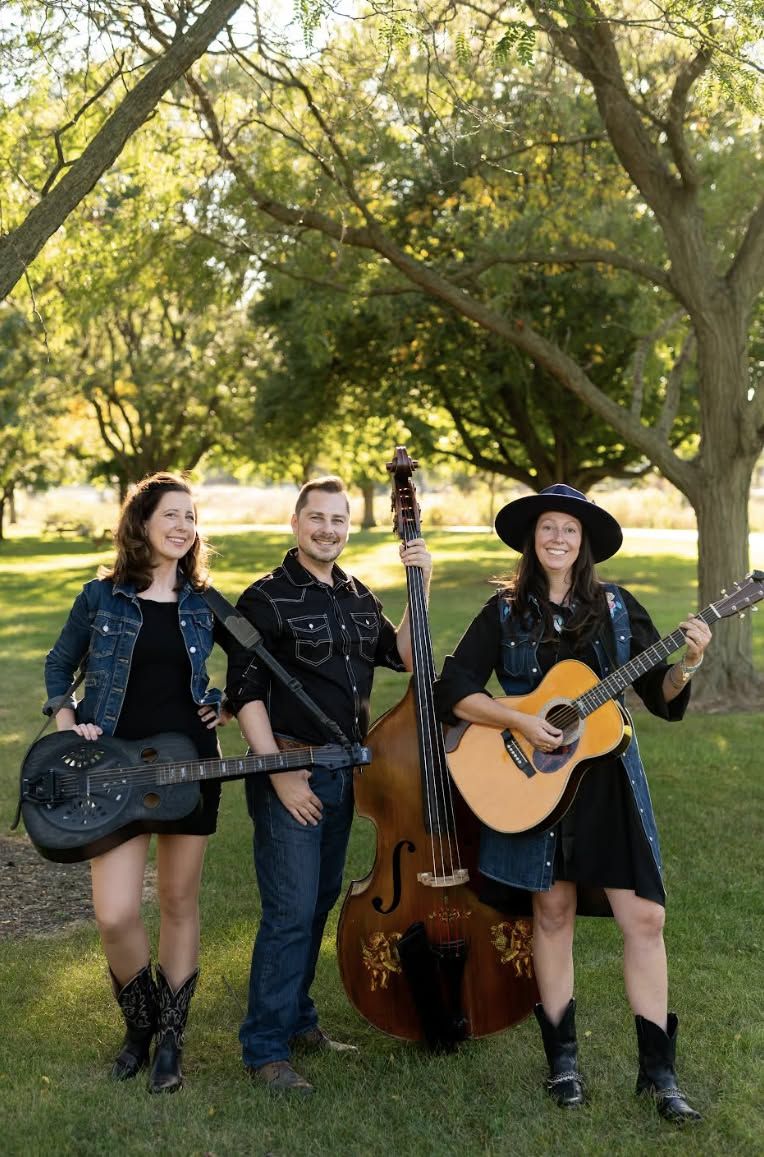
[0, 529, 762, 1156]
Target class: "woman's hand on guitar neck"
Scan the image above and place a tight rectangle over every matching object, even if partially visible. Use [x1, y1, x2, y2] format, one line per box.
[681, 615, 713, 666]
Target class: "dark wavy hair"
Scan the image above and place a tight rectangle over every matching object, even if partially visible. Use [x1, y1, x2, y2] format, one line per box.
[101, 472, 210, 592]
[499, 521, 608, 646]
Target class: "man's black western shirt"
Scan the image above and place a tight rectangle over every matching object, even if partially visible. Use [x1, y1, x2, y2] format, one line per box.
[225, 548, 406, 743]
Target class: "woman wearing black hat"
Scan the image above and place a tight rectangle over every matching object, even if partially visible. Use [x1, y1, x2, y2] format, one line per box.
[434, 484, 711, 1124]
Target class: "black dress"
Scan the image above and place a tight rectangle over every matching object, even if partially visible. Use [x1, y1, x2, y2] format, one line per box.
[435, 588, 688, 916]
[115, 599, 221, 836]
[539, 606, 664, 907]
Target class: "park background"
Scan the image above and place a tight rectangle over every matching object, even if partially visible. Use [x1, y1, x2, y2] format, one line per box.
[1, 1, 762, 1154]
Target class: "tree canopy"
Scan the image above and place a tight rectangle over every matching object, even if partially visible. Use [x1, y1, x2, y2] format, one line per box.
[1, 1, 762, 698]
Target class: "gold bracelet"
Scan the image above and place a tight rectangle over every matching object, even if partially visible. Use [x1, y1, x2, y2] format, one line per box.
[671, 663, 689, 688]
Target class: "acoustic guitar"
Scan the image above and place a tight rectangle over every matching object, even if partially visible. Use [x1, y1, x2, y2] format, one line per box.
[20, 731, 370, 863]
[445, 571, 764, 834]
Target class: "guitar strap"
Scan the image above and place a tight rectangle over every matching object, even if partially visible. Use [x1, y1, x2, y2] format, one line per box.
[203, 586, 355, 751]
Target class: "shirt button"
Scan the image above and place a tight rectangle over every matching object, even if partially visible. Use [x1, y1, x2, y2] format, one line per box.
[180, 619, 186, 626]
[531, 667, 537, 673]
[102, 624, 109, 632]
[189, 646, 197, 654]
[546, 861, 552, 867]
[341, 625, 347, 631]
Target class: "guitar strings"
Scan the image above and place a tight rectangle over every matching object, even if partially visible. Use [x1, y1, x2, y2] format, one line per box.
[400, 488, 465, 954]
[40, 746, 323, 795]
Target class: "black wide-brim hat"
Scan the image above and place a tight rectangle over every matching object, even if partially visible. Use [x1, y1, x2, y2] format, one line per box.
[494, 483, 623, 563]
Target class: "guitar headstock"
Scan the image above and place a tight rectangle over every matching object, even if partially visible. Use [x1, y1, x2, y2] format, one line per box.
[711, 571, 764, 620]
[387, 445, 422, 543]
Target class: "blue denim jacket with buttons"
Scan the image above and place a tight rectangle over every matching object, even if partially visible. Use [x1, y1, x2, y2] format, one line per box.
[478, 584, 666, 895]
[44, 577, 222, 736]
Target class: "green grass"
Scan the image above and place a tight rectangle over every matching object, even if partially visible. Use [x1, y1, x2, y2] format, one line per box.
[0, 531, 762, 1156]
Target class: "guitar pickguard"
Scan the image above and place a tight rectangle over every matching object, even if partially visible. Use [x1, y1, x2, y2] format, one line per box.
[532, 740, 579, 774]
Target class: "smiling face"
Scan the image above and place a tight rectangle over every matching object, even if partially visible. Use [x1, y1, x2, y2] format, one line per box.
[144, 490, 197, 566]
[291, 489, 350, 576]
[534, 510, 582, 583]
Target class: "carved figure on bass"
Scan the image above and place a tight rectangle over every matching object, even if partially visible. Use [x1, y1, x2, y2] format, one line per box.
[434, 483, 711, 1124]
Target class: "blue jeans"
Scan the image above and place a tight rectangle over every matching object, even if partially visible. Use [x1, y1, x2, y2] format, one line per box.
[239, 766, 355, 1068]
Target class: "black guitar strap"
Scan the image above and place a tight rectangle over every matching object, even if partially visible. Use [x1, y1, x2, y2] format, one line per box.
[11, 661, 88, 831]
[203, 586, 354, 751]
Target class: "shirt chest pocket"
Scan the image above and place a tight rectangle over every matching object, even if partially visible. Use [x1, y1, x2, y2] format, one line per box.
[288, 614, 332, 667]
[90, 611, 124, 658]
[349, 611, 379, 662]
[500, 636, 538, 680]
[181, 609, 214, 650]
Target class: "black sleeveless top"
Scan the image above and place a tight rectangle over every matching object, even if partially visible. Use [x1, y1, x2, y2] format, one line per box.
[115, 599, 220, 834]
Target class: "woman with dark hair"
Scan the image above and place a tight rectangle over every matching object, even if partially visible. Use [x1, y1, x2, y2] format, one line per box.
[434, 484, 711, 1124]
[44, 472, 224, 1093]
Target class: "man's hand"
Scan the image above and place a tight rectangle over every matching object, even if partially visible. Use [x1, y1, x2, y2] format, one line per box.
[271, 769, 323, 826]
[399, 537, 432, 583]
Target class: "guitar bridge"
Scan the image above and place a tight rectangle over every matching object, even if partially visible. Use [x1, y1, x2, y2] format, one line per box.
[22, 772, 61, 803]
[501, 730, 535, 779]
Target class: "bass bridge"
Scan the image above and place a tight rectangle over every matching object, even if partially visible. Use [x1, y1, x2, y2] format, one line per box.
[416, 868, 469, 887]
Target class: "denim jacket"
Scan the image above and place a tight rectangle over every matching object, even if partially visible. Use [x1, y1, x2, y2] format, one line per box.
[479, 584, 666, 894]
[44, 577, 222, 736]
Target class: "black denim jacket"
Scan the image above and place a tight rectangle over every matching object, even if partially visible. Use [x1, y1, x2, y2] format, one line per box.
[225, 549, 405, 743]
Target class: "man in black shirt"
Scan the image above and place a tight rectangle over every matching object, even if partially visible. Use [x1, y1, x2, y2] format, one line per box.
[226, 475, 431, 1093]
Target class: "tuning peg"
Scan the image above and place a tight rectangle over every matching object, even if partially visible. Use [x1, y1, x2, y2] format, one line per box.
[739, 612, 746, 620]
[720, 588, 728, 596]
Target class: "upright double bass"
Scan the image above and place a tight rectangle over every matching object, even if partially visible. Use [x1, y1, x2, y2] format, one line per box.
[337, 447, 537, 1047]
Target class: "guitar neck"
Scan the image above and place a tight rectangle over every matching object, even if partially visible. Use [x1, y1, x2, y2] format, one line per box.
[576, 603, 721, 717]
[154, 747, 316, 787]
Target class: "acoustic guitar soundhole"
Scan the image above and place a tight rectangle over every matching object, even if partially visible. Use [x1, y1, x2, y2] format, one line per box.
[544, 702, 580, 745]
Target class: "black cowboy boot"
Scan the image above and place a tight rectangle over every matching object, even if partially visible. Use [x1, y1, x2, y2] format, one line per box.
[534, 999, 585, 1107]
[110, 963, 157, 1081]
[635, 1013, 702, 1124]
[148, 965, 199, 1094]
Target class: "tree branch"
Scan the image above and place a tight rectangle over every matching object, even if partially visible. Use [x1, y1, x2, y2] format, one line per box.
[453, 247, 673, 293]
[0, 0, 245, 302]
[727, 196, 764, 303]
[665, 45, 711, 189]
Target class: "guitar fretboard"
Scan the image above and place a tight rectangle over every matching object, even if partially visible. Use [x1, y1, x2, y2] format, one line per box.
[155, 753, 294, 785]
[575, 605, 721, 717]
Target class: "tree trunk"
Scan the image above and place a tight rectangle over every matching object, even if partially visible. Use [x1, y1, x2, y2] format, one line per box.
[9, 489, 16, 524]
[360, 483, 376, 529]
[693, 464, 757, 702]
[688, 310, 761, 703]
[0, 498, 5, 542]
